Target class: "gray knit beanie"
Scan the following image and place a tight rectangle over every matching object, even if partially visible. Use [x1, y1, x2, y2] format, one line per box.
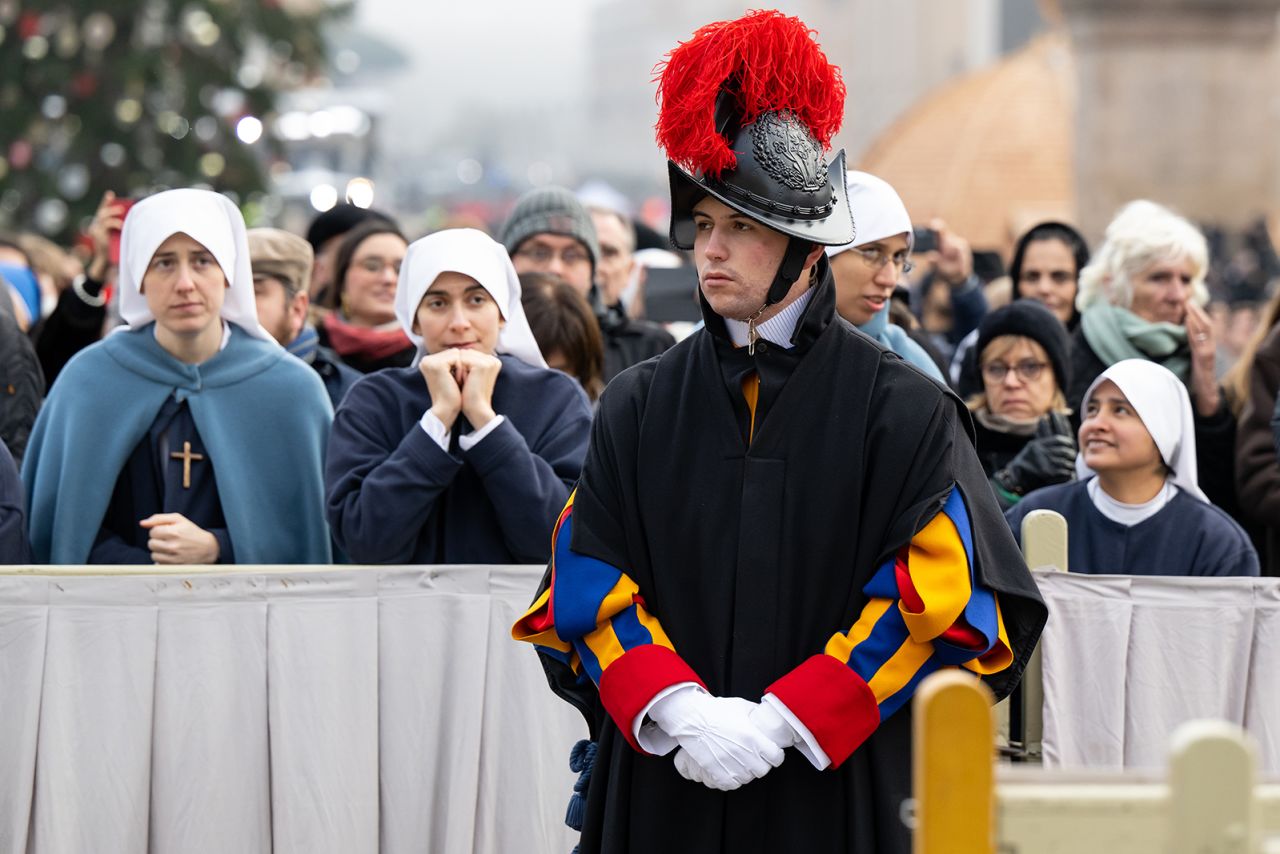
[499, 186, 600, 270]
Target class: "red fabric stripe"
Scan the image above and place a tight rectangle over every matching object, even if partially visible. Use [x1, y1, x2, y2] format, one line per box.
[940, 618, 986, 650]
[894, 551, 924, 613]
[523, 605, 555, 634]
[598, 644, 705, 753]
[767, 654, 880, 768]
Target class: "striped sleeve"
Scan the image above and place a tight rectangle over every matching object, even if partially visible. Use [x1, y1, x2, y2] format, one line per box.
[512, 490, 704, 751]
[767, 486, 1013, 769]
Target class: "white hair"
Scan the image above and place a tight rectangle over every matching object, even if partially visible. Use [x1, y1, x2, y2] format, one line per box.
[1076, 200, 1209, 313]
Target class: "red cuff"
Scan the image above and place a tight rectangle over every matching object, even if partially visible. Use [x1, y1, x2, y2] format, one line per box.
[767, 654, 880, 768]
[598, 644, 705, 752]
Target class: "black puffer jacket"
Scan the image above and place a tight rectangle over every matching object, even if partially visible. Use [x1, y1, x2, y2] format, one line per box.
[0, 297, 44, 464]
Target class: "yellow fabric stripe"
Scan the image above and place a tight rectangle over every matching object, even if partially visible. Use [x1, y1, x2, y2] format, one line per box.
[824, 597, 893, 664]
[899, 510, 973, 643]
[635, 606, 675, 650]
[581, 574, 647, 673]
[868, 635, 934, 705]
[962, 596, 1014, 675]
[582, 621, 628, 673]
[595, 575, 640, 625]
[511, 588, 572, 652]
[741, 373, 760, 445]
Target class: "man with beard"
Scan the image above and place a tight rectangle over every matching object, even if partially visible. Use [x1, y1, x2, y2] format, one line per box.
[248, 227, 360, 410]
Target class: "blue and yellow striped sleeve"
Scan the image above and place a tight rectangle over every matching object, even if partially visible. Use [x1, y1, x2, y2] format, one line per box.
[513, 491, 703, 751]
[768, 486, 1012, 768]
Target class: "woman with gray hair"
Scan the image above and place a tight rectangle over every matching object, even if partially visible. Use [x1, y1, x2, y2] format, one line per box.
[1068, 200, 1237, 512]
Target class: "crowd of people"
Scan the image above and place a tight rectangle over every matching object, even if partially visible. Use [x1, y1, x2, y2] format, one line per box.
[0, 7, 1273, 851]
[0, 128, 1270, 577]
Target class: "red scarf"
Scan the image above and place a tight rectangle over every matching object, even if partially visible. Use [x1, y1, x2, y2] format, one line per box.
[322, 312, 413, 362]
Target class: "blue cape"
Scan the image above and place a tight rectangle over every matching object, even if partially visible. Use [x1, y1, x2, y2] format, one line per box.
[858, 303, 945, 381]
[23, 324, 333, 564]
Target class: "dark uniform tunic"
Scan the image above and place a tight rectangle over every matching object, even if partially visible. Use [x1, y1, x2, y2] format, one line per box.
[90, 396, 232, 564]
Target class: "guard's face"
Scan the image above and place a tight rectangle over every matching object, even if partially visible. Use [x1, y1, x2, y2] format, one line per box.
[691, 197, 790, 321]
[414, 271, 504, 356]
[1079, 380, 1163, 476]
[141, 232, 227, 337]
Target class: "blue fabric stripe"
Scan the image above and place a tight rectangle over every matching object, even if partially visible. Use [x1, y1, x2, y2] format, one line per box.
[878, 654, 946, 719]
[553, 513, 624, 639]
[574, 639, 605, 684]
[943, 487, 975, 576]
[950, 486, 999, 653]
[610, 605, 654, 651]
[845, 602, 910, 684]
[861, 558, 898, 598]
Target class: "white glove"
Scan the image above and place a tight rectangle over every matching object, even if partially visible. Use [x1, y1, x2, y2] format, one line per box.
[648, 689, 785, 791]
[749, 700, 800, 749]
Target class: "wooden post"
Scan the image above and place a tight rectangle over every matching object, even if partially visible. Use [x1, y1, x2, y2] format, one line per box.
[914, 671, 996, 854]
[1017, 508, 1068, 760]
[1167, 721, 1257, 854]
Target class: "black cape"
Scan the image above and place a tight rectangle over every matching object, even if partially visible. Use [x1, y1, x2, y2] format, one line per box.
[537, 262, 1046, 853]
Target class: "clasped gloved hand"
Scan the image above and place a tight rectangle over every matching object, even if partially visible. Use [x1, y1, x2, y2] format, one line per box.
[993, 411, 1077, 497]
[648, 689, 786, 791]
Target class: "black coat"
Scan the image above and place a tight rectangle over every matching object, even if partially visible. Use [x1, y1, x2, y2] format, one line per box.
[540, 264, 1046, 853]
[598, 302, 675, 383]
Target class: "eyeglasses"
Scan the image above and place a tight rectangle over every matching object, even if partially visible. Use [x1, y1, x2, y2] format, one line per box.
[515, 244, 591, 267]
[354, 255, 402, 276]
[850, 246, 914, 275]
[982, 360, 1048, 383]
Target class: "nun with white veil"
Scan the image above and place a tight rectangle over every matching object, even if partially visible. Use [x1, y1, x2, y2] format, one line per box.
[23, 188, 333, 565]
[325, 228, 592, 564]
[1005, 358, 1258, 576]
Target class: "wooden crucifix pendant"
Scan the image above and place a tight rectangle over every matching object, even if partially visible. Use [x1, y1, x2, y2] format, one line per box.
[169, 441, 205, 489]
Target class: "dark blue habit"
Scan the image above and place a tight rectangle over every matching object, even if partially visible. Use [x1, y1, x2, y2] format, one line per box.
[1005, 479, 1259, 577]
[90, 396, 233, 564]
[0, 440, 30, 563]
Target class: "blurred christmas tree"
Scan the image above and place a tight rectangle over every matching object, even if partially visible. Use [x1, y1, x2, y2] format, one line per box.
[0, 0, 344, 243]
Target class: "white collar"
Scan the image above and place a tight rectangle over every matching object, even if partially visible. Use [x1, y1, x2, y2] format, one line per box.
[1088, 477, 1177, 526]
[725, 288, 814, 350]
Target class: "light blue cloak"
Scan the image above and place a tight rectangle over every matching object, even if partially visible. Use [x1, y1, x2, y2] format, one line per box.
[23, 324, 333, 564]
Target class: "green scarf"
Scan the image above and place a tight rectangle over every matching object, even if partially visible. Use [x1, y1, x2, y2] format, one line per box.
[1080, 303, 1190, 382]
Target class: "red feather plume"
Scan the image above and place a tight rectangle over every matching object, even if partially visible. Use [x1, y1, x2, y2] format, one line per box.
[654, 9, 847, 178]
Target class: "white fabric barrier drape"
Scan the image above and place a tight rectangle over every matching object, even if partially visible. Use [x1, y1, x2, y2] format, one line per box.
[0, 566, 584, 854]
[1036, 570, 1280, 775]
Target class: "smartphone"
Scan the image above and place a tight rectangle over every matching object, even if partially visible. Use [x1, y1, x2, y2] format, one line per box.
[107, 198, 135, 265]
[912, 226, 938, 254]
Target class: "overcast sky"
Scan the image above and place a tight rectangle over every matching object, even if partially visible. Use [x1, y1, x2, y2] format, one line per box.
[353, 0, 591, 158]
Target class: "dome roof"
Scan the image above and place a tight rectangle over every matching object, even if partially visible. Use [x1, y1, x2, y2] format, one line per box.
[858, 32, 1075, 253]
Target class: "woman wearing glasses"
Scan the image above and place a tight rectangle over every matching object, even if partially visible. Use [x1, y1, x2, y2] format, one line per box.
[827, 171, 946, 381]
[968, 301, 1077, 509]
[317, 220, 416, 373]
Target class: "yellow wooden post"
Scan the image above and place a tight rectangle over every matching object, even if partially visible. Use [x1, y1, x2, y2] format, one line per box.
[914, 671, 996, 854]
